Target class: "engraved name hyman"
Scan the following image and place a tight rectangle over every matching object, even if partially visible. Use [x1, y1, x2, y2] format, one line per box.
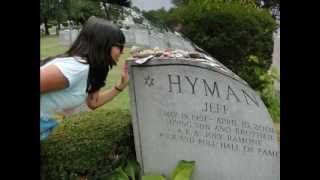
[167, 74, 260, 108]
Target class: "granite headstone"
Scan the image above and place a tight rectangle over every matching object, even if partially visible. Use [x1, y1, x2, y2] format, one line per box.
[127, 58, 280, 180]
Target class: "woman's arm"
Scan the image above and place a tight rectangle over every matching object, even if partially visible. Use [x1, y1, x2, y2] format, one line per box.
[86, 64, 129, 110]
[86, 86, 122, 110]
[40, 65, 69, 93]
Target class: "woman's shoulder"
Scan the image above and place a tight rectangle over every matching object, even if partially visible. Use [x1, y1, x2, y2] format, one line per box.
[55, 56, 88, 65]
[51, 56, 89, 70]
[42, 56, 89, 78]
[42, 56, 88, 66]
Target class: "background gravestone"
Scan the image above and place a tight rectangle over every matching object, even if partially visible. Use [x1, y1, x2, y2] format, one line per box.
[272, 30, 280, 95]
[167, 32, 185, 50]
[58, 29, 79, 46]
[132, 27, 150, 48]
[181, 38, 196, 51]
[122, 29, 136, 47]
[149, 32, 167, 49]
[127, 58, 280, 180]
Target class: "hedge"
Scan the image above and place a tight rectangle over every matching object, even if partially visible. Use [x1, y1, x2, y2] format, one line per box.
[40, 109, 135, 180]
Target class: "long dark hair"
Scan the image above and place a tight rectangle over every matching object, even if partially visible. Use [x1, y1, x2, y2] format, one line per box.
[41, 16, 125, 93]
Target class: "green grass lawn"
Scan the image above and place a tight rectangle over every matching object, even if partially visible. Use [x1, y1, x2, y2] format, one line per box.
[41, 35, 68, 59]
[41, 35, 131, 112]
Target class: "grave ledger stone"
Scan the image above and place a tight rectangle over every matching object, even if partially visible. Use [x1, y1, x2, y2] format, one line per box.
[127, 58, 280, 180]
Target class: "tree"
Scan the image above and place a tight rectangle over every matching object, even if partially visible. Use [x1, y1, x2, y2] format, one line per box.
[142, 8, 170, 30]
[255, 0, 280, 9]
[55, 0, 69, 34]
[69, 0, 105, 25]
[170, 1, 277, 87]
[132, 6, 141, 13]
[40, 0, 105, 36]
[40, 0, 63, 35]
[172, 0, 257, 6]
[255, 0, 280, 18]
[172, 0, 190, 6]
[97, 0, 131, 20]
[168, 0, 279, 121]
[40, 0, 49, 35]
[172, 0, 280, 15]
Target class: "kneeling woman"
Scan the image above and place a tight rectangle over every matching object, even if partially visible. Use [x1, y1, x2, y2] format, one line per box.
[40, 17, 128, 140]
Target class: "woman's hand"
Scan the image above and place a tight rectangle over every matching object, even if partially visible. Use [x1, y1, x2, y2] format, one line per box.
[86, 64, 129, 110]
[116, 63, 129, 90]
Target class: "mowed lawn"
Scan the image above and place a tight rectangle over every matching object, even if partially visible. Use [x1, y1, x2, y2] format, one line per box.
[41, 35, 131, 111]
[41, 35, 280, 141]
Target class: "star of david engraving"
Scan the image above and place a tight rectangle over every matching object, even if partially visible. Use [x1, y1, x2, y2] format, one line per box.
[144, 75, 155, 87]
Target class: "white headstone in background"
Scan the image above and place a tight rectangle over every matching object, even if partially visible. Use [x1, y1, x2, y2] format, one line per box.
[167, 33, 185, 50]
[133, 28, 150, 48]
[272, 31, 280, 93]
[121, 25, 196, 51]
[149, 32, 166, 49]
[58, 29, 79, 46]
[122, 29, 136, 47]
[182, 39, 195, 51]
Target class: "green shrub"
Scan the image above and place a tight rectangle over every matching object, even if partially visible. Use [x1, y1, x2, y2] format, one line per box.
[259, 80, 280, 123]
[40, 109, 135, 180]
[237, 55, 280, 123]
[171, 1, 277, 75]
[236, 55, 274, 91]
[107, 160, 195, 180]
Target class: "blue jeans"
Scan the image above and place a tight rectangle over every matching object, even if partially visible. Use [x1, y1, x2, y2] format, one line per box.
[40, 117, 58, 141]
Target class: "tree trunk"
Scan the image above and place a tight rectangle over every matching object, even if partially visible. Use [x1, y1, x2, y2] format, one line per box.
[80, 18, 85, 26]
[44, 19, 50, 36]
[103, 3, 111, 20]
[56, 20, 61, 35]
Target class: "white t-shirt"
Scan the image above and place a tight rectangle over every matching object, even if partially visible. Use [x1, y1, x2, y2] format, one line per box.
[40, 56, 90, 119]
